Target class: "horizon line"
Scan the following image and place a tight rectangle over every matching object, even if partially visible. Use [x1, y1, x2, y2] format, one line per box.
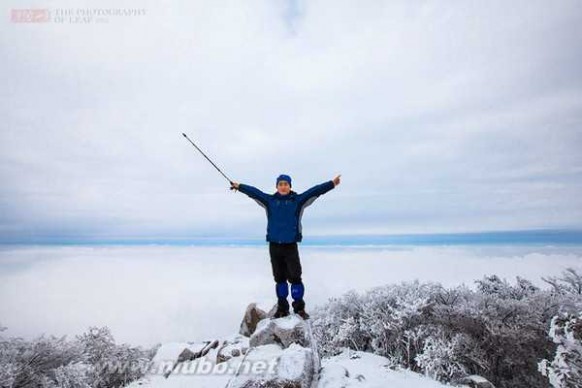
[1, 228, 581, 246]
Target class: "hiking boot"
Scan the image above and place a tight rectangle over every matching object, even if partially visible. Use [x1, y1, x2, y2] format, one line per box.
[273, 308, 290, 318]
[292, 300, 309, 319]
[273, 298, 290, 318]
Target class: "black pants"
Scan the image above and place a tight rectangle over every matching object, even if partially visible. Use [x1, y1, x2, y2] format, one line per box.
[269, 242, 302, 284]
[269, 242, 305, 311]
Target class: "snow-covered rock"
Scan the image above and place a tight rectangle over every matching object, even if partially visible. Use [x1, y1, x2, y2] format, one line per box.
[125, 304, 452, 388]
[230, 314, 318, 388]
[150, 340, 219, 378]
[454, 374, 496, 388]
[239, 302, 275, 337]
[228, 342, 315, 388]
[250, 314, 312, 348]
[216, 335, 250, 364]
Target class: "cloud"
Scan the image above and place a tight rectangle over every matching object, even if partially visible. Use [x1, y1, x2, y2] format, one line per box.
[1, 245, 581, 346]
[1, 0, 581, 241]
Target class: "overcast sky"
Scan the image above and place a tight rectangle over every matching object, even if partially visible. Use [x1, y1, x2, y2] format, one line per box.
[1, 0, 581, 242]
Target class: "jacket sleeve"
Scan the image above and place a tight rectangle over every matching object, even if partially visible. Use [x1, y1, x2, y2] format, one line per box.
[297, 180, 335, 208]
[237, 183, 270, 208]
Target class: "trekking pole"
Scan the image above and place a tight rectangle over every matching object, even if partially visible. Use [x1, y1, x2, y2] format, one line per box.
[181, 133, 236, 190]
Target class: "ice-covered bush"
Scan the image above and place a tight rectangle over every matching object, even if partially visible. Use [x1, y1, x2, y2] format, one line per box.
[0, 334, 83, 387]
[538, 311, 582, 387]
[312, 268, 582, 388]
[0, 325, 157, 388]
[414, 327, 468, 382]
[311, 279, 439, 362]
[76, 326, 157, 388]
[542, 267, 582, 296]
[310, 289, 370, 356]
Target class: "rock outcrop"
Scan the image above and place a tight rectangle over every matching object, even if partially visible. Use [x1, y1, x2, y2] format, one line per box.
[125, 303, 452, 388]
[217, 334, 250, 364]
[239, 302, 272, 337]
[227, 309, 320, 388]
[131, 303, 320, 388]
[250, 313, 311, 348]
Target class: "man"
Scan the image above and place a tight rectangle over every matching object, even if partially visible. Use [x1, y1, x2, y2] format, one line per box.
[231, 174, 341, 319]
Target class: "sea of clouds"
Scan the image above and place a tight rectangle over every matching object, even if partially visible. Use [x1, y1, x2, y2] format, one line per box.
[1, 244, 581, 347]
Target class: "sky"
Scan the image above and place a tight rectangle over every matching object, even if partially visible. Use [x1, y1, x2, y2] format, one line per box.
[1, 0, 582, 243]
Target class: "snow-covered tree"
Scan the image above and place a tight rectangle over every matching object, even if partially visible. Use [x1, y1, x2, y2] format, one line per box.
[538, 311, 582, 387]
[312, 268, 582, 388]
[52, 362, 92, 388]
[311, 289, 370, 357]
[360, 280, 440, 367]
[2, 334, 83, 387]
[542, 267, 582, 296]
[76, 326, 156, 388]
[0, 325, 157, 388]
[415, 327, 468, 382]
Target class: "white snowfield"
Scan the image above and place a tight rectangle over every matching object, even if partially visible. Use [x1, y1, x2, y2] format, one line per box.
[318, 350, 449, 388]
[126, 322, 450, 388]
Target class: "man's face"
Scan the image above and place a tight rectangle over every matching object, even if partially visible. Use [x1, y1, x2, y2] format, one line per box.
[276, 181, 291, 195]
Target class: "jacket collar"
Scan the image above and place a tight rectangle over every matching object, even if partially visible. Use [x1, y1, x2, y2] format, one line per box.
[274, 190, 297, 198]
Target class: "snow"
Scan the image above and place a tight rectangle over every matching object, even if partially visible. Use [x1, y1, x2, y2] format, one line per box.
[276, 343, 310, 380]
[318, 348, 449, 388]
[127, 338, 451, 388]
[465, 374, 489, 383]
[255, 313, 303, 332]
[151, 342, 207, 365]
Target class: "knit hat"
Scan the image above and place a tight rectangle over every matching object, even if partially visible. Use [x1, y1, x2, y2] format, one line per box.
[276, 174, 292, 187]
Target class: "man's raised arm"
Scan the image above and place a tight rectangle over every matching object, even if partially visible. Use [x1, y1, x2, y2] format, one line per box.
[297, 174, 341, 207]
[231, 181, 270, 207]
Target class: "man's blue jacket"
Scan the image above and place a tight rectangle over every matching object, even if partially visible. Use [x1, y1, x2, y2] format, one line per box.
[238, 180, 335, 243]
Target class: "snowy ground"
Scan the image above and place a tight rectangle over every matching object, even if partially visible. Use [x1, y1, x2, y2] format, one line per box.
[0, 244, 581, 347]
[318, 349, 449, 388]
[125, 339, 450, 388]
